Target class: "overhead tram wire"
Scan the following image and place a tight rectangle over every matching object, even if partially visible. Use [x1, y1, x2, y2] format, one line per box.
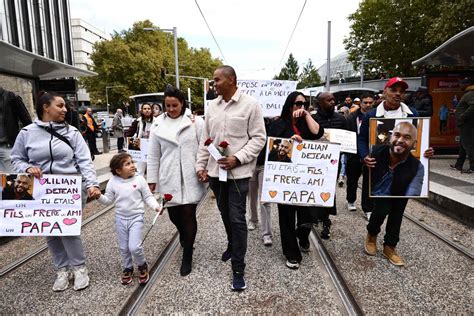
[195, 0, 228, 64]
[277, 0, 307, 69]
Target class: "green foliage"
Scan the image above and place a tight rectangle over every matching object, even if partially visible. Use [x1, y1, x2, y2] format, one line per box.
[80, 20, 222, 112]
[274, 53, 299, 81]
[344, 0, 473, 78]
[297, 59, 321, 89]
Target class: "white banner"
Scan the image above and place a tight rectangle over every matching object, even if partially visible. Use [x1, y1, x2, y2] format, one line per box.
[261, 137, 340, 206]
[0, 174, 83, 236]
[324, 128, 357, 154]
[127, 138, 149, 162]
[236, 80, 298, 117]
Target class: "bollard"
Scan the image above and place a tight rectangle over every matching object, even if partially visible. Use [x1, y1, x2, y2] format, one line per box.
[102, 129, 110, 153]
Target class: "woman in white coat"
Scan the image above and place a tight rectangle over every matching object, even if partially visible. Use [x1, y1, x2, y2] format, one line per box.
[132, 103, 154, 175]
[147, 87, 205, 276]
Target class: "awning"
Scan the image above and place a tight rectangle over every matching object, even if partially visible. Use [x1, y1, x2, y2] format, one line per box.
[0, 40, 97, 80]
[412, 27, 474, 67]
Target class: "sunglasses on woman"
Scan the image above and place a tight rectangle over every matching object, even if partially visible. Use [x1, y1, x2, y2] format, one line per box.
[294, 101, 309, 107]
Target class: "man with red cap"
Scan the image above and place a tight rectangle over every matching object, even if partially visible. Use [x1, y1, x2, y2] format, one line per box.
[357, 77, 433, 266]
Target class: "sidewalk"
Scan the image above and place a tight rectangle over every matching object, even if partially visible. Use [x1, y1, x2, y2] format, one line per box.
[426, 156, 474, 227]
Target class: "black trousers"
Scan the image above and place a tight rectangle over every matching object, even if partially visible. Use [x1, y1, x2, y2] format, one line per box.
[85, 132, 98, 154]
[345, 155, 374, 213]
[367, 198, 408, 247]
[209, 177, 249, 274]
[117, 137, 124, 151]
[277, 204, 312, 263]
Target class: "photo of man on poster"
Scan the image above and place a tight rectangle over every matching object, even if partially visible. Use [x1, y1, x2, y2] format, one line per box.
[268, 139, 293, 163]
[1, 174, 34, 200]
[369, 120, 429, 197]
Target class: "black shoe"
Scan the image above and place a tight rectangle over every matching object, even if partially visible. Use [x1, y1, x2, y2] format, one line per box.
[461, 168, 473, 174]
[94, 151, 103, 155]
[449, 164, 462, 171]
[180, 258, 192, 276]
[231, 272, 246, 290]
[321, 225, 331, 240]
[221, 249, 232, 262]
[299, 240, 310, 252]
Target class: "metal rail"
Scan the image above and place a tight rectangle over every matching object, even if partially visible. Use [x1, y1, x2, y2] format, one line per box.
[0, 204, 115, 277]
[119, 189, 211, 316]
[310, 228, 364, 316]
[403, 212, 474, 260]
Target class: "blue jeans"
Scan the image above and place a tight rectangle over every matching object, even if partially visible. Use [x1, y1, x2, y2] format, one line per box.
[209, 177, 249, 274]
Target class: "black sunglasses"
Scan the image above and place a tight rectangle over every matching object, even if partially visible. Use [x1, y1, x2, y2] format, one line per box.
[294, 101, 309, 107]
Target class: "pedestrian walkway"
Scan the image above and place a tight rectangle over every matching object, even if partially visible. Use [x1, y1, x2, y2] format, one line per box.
[427, 156, 474, 226]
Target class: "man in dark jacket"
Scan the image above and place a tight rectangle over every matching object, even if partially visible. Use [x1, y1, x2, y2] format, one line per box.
[345, 93, 375, 219]
[359, 77, 433, 267]
[452, 77, 474, 173]
[412, 86, 433, 117]
[313, 92, 347, 239]
[0, 88, 32, 172]
[82, 107, 101, 155]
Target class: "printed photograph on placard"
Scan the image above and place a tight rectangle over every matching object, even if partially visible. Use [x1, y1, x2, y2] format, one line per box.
[1, 174, 35, 201]
[267, 138, 294, 163]
[368, 117, 430, 198]
[261, 136, 341, 207]
[128, 137, 141, 151]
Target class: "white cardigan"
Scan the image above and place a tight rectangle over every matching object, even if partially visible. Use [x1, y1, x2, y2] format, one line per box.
[147, 114, 206, 206]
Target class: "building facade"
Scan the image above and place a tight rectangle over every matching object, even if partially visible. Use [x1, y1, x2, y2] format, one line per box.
[71, 18, 109, 106]
[0, 0, 94, 115]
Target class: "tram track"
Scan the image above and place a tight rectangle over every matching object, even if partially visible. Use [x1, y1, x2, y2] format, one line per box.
[310, 227, 364, 316]
[118, 189, 211, 316]
[0, 204, 115, 278]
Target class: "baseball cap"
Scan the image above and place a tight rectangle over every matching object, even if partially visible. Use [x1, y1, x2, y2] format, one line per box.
[354, 97, 361, 102]
[384, 77, 408, 90]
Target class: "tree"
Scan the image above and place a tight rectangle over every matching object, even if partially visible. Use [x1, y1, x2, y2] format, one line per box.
[344, 0, 474, 78]
[81, 20, 222, 112]
[274, 53, 299, 81]
[297, 59, 321, 89]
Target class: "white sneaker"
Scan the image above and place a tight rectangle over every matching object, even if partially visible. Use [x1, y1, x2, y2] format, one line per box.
[364, 212, 372, 221]
[247, 221, 256, 231]
[72, 265, 90, 291]
[52, 267, 70, 292]
[348, 202, 357, 211]
[263, 235, 273, 246]
[286, 260, 299, 270]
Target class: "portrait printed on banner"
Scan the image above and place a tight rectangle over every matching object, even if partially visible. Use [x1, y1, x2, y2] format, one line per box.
[267, 138, 294, 163]
[127, 137, 141, 151]
[1, 174, 35, 201]
[369, 117, 430, 198]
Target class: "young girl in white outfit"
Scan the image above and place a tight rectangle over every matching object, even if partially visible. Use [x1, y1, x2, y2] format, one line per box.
[98, 152, 161, 285]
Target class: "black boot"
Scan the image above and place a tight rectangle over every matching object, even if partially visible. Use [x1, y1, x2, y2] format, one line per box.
[180, 247, 193, 276]
[321, 219, 331, 240]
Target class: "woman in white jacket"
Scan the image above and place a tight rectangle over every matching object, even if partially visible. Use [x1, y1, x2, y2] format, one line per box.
[147, 87, 205, 276]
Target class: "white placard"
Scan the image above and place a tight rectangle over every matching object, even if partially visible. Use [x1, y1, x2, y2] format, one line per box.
[0, 174, 83, 236]
[261, 137, 340, 206]
[127, 138, 149, 162]
[324, 129, 357, 154]
[236, 80, 298, 117]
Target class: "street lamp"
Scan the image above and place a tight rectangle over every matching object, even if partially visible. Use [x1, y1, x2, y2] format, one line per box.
[144, 26, 180, 89]
[105, 85, 124, 114]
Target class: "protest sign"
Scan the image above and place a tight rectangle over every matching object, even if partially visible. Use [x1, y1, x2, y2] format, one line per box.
[261, 137, 340, 206]
[324, 128, 357, 154]
[127, 138, 149, 162]
[369, 117, 430, 198]
[236, 80, 298, 117]
[1, 174, 83, 236]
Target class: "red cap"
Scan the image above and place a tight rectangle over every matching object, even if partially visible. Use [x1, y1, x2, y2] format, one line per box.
[384, 77, 408, 90]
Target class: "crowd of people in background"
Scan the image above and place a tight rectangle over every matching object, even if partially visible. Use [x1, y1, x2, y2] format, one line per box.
[1, 65, 472, 293]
